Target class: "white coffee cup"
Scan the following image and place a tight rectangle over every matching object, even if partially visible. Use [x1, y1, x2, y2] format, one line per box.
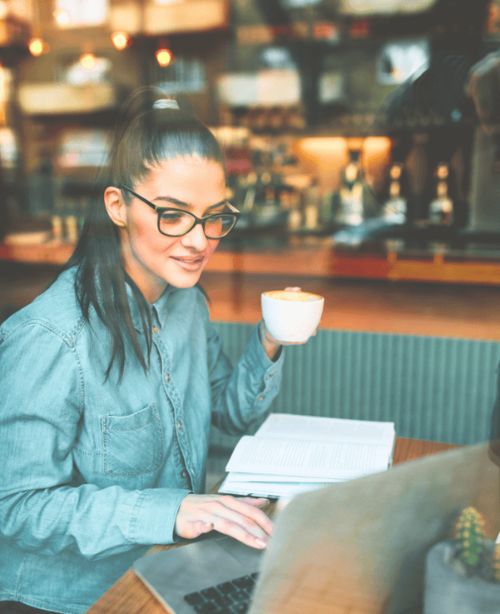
[261, 287, 324, 343]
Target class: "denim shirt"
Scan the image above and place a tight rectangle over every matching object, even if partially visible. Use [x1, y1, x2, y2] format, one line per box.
[0, 267, 283, 613]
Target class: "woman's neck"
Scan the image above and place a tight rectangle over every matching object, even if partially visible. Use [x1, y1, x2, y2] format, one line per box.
[123, 264, 167, 304]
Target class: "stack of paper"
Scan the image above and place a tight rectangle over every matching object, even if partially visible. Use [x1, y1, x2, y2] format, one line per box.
[218, 413, 396, 498]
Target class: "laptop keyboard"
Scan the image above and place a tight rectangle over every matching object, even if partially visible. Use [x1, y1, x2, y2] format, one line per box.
[183, 571, 259, 613]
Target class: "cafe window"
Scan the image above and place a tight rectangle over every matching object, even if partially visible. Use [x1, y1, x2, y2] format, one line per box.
[54, 0, 108, 28]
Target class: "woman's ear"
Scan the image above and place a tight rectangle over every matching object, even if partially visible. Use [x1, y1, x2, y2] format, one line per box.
[104, 186, 128, 228]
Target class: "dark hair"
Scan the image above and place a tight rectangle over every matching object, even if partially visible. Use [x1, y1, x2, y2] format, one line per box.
[67, 87, 225, 379]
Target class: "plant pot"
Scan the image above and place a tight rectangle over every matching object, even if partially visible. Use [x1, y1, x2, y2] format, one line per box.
[423, 540, 500, 614]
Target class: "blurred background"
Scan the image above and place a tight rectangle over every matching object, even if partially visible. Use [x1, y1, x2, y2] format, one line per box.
[0, 0, 499, 246]
[1, 1, 500, 321]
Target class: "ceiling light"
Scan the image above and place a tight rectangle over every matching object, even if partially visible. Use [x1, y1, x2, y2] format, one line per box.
[28, 37, 48, 57]
[111, 31, 130, 51]
[155, 47, 174, 67]
[79, 53, 97, 69]
[53, 9, 70, 26]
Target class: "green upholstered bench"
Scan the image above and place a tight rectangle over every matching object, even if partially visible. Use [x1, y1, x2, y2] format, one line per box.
[210, 322, 500, 449]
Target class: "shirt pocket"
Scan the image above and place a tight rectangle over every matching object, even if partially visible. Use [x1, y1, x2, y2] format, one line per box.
[101, 404, 165, 477]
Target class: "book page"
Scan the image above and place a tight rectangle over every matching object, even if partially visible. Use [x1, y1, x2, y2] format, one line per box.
[226, 471, 342, 483]
[256, 413, 395, 445]
[219, 476, 332, 498]
[226, 436, 392, 480]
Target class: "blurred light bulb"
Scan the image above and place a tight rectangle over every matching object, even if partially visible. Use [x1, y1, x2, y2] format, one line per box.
[155, 47, 173, 67]
[0, 1, 8, 20]
[28, 37, 48, 57]
[111, 31, 130, 51]
[80, 53, 96, 69]
[53, 9, 70, 26]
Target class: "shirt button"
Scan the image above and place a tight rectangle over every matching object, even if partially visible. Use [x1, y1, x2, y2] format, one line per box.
[176, 420, 183, 431]
[152, 326, 159, 334]
[257, 394, 265, 401]
[181, 469, 189, 479]
[164, 372, 171, 383]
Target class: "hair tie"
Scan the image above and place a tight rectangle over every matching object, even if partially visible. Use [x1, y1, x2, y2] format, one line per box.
[153, 98, 179, 110]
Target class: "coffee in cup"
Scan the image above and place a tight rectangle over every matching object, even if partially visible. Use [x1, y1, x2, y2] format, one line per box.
[261, 287, 324, 343]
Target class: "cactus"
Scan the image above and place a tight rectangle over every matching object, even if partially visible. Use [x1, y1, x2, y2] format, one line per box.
[452, 506, 500, 583]
[453, 507, 485, 574]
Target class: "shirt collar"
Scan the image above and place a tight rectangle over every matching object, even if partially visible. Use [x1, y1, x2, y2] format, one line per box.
[152, 286, 172, 328]
[125, 280, 173, 333]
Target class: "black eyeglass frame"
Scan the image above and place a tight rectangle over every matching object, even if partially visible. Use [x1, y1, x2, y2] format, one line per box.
[119, 184, 240, 239]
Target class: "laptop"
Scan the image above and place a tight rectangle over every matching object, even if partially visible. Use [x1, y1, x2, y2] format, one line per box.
[133, 442, 500, 614]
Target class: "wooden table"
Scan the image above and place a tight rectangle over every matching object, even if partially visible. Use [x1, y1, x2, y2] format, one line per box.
[88, 437, 454, 614]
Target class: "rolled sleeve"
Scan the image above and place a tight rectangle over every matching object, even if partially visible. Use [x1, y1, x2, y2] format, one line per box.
[208, 323, 284, 435]
[242, 324, 284, 397]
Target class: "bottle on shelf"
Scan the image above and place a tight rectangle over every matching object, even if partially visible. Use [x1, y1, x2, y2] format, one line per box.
[303, 178, 321, 231]
[254, 171, 282, 226]
[404, 132, 430, 224]
[240, 171, 257, 226]
[429, 163, 454, 225]
[319, 190, 335, 229]
[51, 214, 64, 242]
[287, 189, 303, 232]
[335, 146, 364, 226]
[382, 163, 407, 224]
[65, 214, 79, 244]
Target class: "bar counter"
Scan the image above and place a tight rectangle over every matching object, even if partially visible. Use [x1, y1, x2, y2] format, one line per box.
[2, 235, 500, 285]
[1, 238, 500, 341]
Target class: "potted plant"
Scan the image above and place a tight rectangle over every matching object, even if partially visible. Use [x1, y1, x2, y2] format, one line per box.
[423, 506, 500, 613]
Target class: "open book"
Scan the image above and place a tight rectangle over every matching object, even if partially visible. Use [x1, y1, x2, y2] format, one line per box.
[218, 413, 396, 498]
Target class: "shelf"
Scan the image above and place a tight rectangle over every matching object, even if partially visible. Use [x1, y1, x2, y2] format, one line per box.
[2, 239, 500, 286]
[0, 241, 73, 266]
[18, 84, 119, 117]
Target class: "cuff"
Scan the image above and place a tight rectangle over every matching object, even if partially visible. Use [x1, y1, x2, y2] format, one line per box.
[245, 325, 284, 402]
[126, 487, 190, 545]
[247, 324, 284, 375]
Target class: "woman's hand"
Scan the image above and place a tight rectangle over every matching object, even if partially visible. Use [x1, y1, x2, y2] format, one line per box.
[175, 494, 273, 549]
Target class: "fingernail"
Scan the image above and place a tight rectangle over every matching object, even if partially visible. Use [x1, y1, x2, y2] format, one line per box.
[255, 538, 267, 548]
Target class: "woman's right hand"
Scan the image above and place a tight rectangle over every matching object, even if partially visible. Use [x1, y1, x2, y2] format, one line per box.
[174, 494, 273, 549]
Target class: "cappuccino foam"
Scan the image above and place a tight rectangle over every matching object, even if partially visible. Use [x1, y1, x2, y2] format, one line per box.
[264, 290, 322, 302]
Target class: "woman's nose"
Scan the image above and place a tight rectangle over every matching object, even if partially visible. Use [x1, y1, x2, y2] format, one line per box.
[181, 221, 208, 250]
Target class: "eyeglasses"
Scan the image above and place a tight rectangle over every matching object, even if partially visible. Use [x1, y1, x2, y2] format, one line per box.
[119, 185, 239, 239]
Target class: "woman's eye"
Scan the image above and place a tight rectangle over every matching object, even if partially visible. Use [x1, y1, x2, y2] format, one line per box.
[161, 211, 185, 223]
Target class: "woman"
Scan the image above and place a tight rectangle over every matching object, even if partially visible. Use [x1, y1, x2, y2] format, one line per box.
[0, 90, 293, 613]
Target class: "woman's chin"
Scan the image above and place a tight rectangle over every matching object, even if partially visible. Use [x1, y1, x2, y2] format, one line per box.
[168, 269, 204, 289]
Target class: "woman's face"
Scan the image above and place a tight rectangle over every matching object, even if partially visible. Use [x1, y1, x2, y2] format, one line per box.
[115, 156, 226, 302]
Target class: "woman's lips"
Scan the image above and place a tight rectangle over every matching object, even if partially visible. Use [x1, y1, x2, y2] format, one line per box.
[170, 255, 205, 271]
